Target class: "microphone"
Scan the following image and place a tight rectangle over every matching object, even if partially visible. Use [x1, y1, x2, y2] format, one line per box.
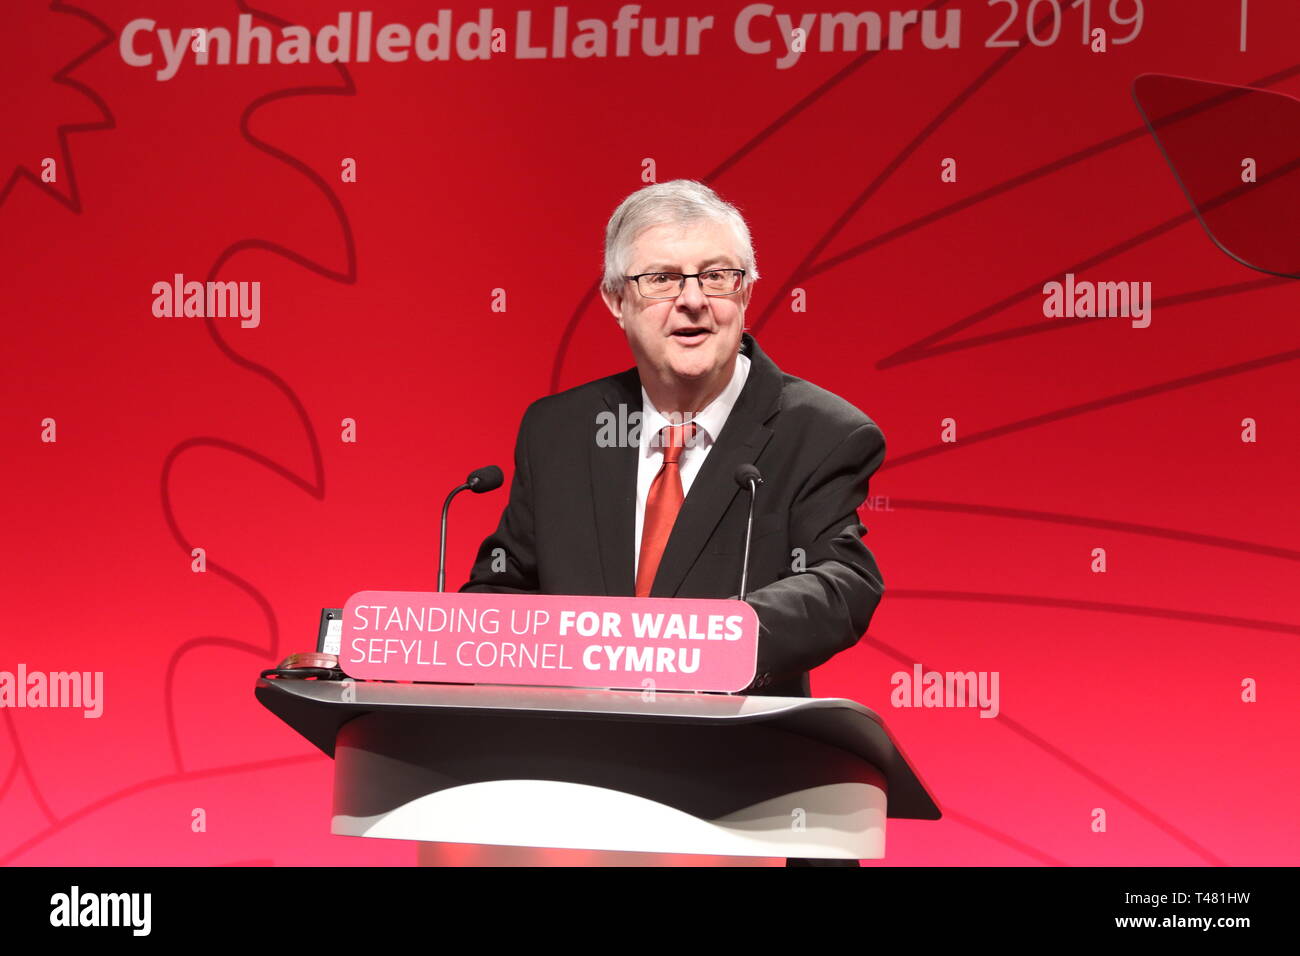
[733, 464, 764, 601]
[466, 464, 504, 493]
[438, 465, 504, 592]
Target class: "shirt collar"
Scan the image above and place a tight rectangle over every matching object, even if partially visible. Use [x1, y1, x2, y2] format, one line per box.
[640, 352, 751, 452]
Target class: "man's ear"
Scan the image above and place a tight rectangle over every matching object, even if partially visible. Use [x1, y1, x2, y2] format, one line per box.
[599, 286, 626, 328]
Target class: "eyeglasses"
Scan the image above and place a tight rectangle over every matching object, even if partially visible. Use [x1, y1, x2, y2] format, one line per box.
[625, 269, 746, 298]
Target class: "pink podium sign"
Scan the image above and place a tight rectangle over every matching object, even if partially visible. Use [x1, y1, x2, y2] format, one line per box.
[339, 591, 759, 692]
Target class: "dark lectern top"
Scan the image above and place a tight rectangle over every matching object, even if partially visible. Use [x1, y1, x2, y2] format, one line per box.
[256, 679, 941, 820]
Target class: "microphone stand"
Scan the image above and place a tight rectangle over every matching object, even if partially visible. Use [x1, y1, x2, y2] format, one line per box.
[438, 482, 471, 593]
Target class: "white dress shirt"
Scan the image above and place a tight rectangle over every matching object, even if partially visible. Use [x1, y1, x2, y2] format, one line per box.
[634, 353, 751, 578]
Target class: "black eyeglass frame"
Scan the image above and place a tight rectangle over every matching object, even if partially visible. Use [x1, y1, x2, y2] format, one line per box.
[623, 269, 747, 298]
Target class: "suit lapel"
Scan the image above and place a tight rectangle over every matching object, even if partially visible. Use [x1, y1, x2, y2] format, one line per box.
[651, 333, 781, 597]
[590, 368, 642, 596]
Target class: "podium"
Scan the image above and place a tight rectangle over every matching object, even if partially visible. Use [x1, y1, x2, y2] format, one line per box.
[256, 678, 940, 865]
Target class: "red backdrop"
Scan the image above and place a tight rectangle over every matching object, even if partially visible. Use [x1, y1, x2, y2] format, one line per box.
[3, 0, 1297, 865]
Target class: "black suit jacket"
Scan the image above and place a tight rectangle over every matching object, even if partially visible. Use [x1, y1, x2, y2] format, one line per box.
[460, 332, 885, 697]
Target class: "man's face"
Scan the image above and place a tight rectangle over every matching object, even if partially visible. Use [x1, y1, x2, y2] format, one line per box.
[601, 218, 752, 399]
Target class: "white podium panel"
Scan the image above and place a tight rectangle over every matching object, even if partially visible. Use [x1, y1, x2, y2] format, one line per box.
[333, 776, 886, 860]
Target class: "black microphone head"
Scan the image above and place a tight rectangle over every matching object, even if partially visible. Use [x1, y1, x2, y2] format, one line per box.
[467, 465, 504, 493]
[734, 463, 763, 488]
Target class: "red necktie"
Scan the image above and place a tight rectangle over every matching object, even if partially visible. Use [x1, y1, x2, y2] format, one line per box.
[636, 423, 697, 598]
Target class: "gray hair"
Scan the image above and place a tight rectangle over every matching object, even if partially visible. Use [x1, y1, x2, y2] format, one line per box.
[601, 179, 760, 297]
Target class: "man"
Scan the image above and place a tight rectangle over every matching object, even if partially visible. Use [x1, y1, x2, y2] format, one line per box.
[461, 179, 885, 865]
[462, 178, 885, 693]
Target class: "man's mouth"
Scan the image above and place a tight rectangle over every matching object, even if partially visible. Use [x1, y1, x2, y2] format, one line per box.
[671, 327, 711, 339]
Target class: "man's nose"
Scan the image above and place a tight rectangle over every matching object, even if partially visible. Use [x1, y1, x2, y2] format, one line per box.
[675, 275, 708, 309]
